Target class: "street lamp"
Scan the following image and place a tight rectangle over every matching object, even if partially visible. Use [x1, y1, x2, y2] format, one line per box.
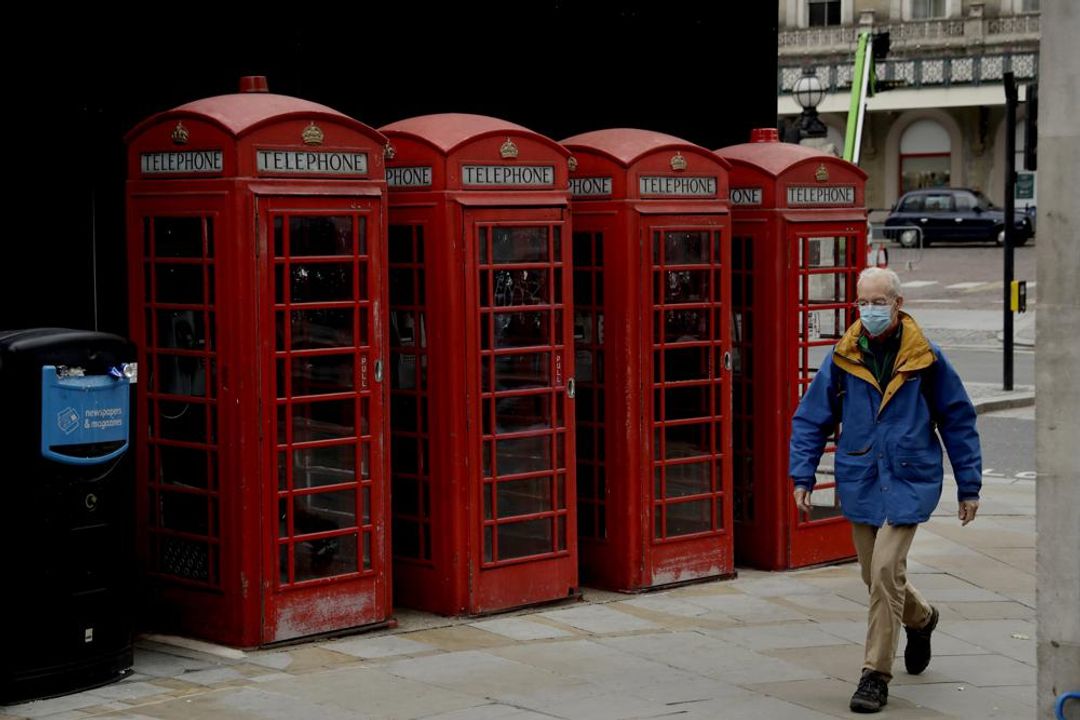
[792, 67, 828, 139]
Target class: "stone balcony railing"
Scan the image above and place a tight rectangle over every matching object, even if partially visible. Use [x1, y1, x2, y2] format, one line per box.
[778, 50, 1038, 93]
[778, 13, 1040, 57]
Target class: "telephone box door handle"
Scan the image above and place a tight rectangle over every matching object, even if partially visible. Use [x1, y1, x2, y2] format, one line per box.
[567, 377, 576, 399]
[374, 359, 384, 383]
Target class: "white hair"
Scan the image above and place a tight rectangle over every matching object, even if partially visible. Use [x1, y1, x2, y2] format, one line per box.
[858, 267, 902, 297]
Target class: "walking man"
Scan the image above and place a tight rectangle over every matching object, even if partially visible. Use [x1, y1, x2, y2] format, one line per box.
[789, 267, 983, 713]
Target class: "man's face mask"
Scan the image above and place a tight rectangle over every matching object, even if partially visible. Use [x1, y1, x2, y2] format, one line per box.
[859, 301, 894, 337]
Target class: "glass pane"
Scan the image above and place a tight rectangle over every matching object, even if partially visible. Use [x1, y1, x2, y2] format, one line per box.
[496, 435, 551, 475]
[664, 270, 709, 304]
[495, 394, 552, 434]
[158, 401, 208, 442]
[389, 268, 416, 306]
[292, 355, 354, 395]
[663, 309, 709, 343]
[295, 533, 357, 581]
[805, 273, 847, 303]
[393, 476, 420, 516]
[806, 237, 847, 268]
[155, 265, 204, 304]
[666, 499, 712, 536]
[664, 461, 711, 497]
[494, 312, 549, 348]
[157, 354, 207, 397]
[492, 227, 548, 263]
[290, 399, 356, 442]
[290, 216, 353, 256]
[497, 477, 553, 517]
[388, 224, 415, 263]
[573, 232, 591, 266]
[158, 446, 209, 488]
[665, 423, 712, 459]
[284, 309, 352, 349]
[664, 385, 711, 420]
[493, 269, 549, 306]
[664, 231, 709, 264]
[497, 518, 553, 559]
[392, 431, 421, 473]
[393, 518, 421, 558]
[495, 353, 550, 390]
[664, 347, 710, 381]
[159, 491, 209, 535]
[292, 444, 356, 489]
[294, 490, 357, 534]
[291, 264, 353, 303]
[154, 217, 203, 258]
[391, 394, 418, 432]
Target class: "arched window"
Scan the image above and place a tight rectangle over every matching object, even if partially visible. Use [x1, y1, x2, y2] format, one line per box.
[900, 119, 951, 192]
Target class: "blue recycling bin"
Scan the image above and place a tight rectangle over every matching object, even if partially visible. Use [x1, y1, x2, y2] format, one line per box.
[0, 329, 136, 704]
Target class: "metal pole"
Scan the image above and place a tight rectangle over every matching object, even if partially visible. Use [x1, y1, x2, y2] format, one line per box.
[1003, 72, 1017, 391]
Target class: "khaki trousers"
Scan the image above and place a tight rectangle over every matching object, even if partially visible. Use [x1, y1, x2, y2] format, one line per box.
[852, 522, 934, 680]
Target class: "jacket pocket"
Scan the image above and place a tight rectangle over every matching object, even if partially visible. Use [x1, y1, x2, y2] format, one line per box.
[893, 452, 941, 483]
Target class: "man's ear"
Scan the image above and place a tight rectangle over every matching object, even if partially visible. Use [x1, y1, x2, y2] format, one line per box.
[895, 295, 905, 311]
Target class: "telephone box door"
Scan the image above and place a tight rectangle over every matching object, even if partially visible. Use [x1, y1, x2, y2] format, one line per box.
[258, 195, 389, 642]
[464, 207, 577, 610]
[788, 225, 860, 567]
[644, 217, 733, 581]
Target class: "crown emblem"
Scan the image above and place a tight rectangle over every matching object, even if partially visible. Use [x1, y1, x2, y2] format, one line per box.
[568, 156, 578, 172]
[815, 163, 829, 182]
[384, 142, 396, 160]
[500, 137, 519, 159]
[670, 153, 688, 171]
[171, 122, 189, 145]
[302, 123, 325, 146]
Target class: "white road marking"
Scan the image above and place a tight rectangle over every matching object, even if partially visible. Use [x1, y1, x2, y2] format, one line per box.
[902, 280, 939, 288]
[946, 282, 987, 289]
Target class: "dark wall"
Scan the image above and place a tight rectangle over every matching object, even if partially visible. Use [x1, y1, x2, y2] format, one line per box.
[2, 5, 777, 335]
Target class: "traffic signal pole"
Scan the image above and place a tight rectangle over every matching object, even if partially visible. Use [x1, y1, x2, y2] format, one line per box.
[1004, 71, 1017, 391]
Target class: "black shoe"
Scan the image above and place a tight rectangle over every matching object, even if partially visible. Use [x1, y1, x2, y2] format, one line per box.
[850, 670, 889, 713]
[904, 605, 939, 675]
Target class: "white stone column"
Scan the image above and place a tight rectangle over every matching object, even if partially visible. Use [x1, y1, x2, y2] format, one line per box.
[1036, 0, 1080, 716]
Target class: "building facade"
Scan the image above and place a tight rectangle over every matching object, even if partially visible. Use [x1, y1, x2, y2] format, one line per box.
[777, 0, 1040, 216]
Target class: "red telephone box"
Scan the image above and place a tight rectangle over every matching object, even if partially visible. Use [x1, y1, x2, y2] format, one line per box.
[125, 77, 392, 645]
[561, 129, 734, 591]
[380, 114, 577, 615]
[715, 128, 868, 570]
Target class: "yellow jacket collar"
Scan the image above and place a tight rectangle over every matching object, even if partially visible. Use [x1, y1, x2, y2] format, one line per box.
[832, 312, 937, 404]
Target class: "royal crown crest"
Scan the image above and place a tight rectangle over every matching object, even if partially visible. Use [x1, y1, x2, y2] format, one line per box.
[815, 163, 829, 182]
[302, 123, 325, 146]
[500, 138, 519, 159]
[670, 153, 688, 171]
[171, 122, 189, 145]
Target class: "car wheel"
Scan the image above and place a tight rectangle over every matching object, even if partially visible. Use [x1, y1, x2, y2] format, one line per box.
[899, 229, 920, 248]
[1016, 235, 1030, 247]
[995, 228, 1005, 246]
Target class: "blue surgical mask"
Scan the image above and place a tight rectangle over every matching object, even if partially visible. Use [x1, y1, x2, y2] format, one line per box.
[860, 304, 893, 336]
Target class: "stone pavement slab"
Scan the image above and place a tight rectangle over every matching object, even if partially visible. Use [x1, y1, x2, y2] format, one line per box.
[255, 665, 487, 719]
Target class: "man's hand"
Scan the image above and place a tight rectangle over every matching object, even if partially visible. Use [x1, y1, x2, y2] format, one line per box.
[794, 488, 813, 513]
[959, 499, 980, 526]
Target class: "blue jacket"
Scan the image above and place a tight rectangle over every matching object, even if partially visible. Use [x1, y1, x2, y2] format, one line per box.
[789, 312, 982, 526]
